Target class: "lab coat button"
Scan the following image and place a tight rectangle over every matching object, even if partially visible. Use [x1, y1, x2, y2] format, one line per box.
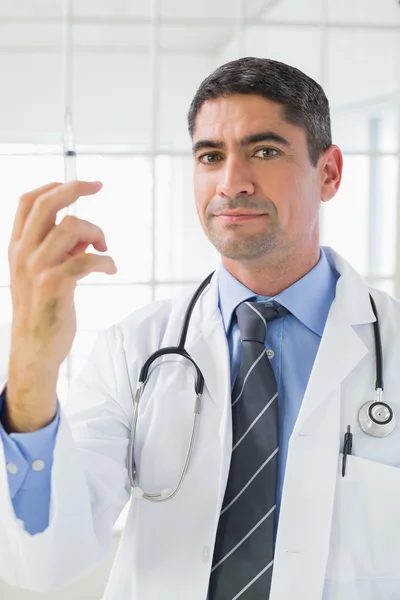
[202, 547, 210, 563]
[32, 459, 45, 471]
[6, 463, 18, 474]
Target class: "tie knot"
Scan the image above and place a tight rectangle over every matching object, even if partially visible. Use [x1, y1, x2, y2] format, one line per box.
[235, 300, 289, 343]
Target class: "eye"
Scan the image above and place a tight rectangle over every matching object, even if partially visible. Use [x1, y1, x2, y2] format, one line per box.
[254, 148, 279, 160]
[198, 152, 221, 164]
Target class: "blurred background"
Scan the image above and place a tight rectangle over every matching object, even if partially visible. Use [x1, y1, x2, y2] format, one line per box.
[1, 0, 400, 597]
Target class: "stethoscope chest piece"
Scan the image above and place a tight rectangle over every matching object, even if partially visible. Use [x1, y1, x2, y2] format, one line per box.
[358, 400, 396, 437]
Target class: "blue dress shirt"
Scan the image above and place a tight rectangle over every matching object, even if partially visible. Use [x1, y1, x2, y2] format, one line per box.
[0, 246, 338, 542]
[0, 391, 60, 534]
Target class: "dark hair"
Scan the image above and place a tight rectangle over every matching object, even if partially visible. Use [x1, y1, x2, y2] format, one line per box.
[187, 57, 332, 167]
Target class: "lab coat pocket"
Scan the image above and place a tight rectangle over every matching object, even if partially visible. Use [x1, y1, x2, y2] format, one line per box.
[326, 453, 400, 582]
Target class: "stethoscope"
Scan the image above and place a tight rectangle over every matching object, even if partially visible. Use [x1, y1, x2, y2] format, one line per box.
[342, 293, 396, 476]
[358, 294, 395, 438]
[127, 273, 396, 499]
[127, 271, 214, 502]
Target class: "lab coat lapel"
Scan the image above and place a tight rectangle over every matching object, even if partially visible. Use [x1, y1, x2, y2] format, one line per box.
[181, 272, 233, 497]
[272, 248, 377, 600]
[294, 248, 375, 435]
[183, 270, 231, 415]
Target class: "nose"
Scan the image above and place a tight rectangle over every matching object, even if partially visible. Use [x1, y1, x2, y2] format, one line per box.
[216, 155, 255, 198]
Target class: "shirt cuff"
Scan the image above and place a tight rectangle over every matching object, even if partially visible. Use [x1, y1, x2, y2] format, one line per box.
[0, 384, 60, 498]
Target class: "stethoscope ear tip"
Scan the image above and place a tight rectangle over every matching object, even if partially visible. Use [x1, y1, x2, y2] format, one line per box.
[132, 487, 144, 499]
[131, 487, 172, 500]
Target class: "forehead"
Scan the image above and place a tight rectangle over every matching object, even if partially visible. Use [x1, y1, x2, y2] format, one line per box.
[193, 94, 296, 141]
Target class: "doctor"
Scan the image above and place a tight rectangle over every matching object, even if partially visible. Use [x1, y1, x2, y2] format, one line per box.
[1, 56, 400, 600]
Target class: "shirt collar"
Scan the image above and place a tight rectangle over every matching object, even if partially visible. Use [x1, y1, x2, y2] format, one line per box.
[218, 247, 337, 337]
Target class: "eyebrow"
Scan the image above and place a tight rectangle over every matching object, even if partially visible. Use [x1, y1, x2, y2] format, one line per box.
[192, 130, 292, 155]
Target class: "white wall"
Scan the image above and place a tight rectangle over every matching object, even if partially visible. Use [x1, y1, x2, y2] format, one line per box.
[215, 12, 400, 124]
[0, 50, 213, 148]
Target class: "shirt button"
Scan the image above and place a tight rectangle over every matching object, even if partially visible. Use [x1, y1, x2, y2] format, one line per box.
[6, 463, 18, 475]
[202, 547, 210, 563]
[32, 459, 45, 471]
[267, 349, 275, 359]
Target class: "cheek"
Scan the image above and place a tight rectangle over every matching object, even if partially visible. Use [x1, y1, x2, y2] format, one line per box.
[194, 172, 214, 214]
[286, 177, 320, 230]
[258, 162, 295, 197]
[266, 173, 313, 227]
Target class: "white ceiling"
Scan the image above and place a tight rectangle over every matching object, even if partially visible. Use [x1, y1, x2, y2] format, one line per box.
[263, 0, 400, 25]
[0, 0, 397, 23]
[0, 0, 265, 20]
[0, 0, 399, 53]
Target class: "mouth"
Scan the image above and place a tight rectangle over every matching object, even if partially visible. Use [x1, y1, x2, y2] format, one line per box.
[216, 213, 266, 223]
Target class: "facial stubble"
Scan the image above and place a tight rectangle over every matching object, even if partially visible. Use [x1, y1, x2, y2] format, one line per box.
[204, 214, 282, 261]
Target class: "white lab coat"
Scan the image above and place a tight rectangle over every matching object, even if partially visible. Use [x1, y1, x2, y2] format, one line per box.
[1, 246, 400, 600]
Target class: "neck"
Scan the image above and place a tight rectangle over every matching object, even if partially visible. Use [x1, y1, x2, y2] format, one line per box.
[221, 243, 321, 297]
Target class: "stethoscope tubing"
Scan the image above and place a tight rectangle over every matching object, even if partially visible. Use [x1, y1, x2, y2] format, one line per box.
[126, 274, 394, 497]
[127, 272, 214, 500]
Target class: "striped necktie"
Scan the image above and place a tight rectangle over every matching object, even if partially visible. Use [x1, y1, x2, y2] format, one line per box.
[209, 300, 289, 599]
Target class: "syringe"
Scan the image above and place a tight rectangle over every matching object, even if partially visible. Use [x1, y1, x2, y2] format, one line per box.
[63, 108, 77, 216]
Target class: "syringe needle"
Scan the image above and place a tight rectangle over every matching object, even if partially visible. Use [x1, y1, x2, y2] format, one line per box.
[63, 108, 77, 216]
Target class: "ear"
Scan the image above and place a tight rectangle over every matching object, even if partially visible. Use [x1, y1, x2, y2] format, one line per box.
[320, 145, 343, 203]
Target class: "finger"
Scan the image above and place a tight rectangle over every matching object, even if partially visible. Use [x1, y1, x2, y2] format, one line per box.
[67, 253, 117, 280]
[21, 180, 103, 253]
[30, 218, 108, 270]
[41, 254, 117, 290]
[67, 240, 104, 258]
[9, 182, 62, 248]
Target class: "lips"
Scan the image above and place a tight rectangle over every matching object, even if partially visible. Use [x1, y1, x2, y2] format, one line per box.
[216, 213, 264, 223]
[216, 211, 263, 217]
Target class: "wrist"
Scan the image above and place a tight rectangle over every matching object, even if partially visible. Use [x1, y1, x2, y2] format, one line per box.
[2, 398, 58, 434]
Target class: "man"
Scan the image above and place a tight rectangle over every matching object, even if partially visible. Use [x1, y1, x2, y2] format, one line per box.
[1, 57, 400, 600]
